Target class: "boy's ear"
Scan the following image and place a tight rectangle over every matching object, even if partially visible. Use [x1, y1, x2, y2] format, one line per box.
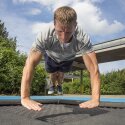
[54, 20, 56, 26]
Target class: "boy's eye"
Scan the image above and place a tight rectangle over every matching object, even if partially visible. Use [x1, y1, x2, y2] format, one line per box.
[66, 32, 71, 34]
[56, 30, 63, 33]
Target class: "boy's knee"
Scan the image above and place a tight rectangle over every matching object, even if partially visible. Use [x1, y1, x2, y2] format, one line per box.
[50, 72, 58, 79]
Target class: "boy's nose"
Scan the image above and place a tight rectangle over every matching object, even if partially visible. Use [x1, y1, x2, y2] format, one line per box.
[61, 32, 67, 41]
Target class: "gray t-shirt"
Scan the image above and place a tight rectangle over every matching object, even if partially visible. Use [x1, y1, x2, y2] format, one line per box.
[32, 26, 93, 63]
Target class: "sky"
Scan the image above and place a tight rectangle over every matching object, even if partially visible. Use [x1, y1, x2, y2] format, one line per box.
[0, 0, 125, 73]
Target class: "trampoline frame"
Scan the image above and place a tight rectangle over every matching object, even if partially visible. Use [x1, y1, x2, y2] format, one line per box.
[0, 96, 125, 108]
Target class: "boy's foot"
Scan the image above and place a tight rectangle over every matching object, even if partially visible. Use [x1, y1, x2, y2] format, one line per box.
[57, 85, 63, 95]
[48, 86, 55, 95]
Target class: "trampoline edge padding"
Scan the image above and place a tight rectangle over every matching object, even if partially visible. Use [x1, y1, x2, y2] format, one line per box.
[0, 98, 125, 108]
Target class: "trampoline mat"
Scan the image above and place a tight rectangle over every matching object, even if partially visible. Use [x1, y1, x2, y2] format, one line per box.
[0, 104, 125, 125]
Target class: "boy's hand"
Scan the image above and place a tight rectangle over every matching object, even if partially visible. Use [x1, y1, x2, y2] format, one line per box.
[21, 98, 43, 111]
[79, 99, 99, 109]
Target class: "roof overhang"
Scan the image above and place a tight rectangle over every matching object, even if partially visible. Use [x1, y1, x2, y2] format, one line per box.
[72, 37, 125, 70]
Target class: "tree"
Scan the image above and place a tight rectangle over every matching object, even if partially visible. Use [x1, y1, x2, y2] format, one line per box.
[0, 20, 47, 95]
[0, 20, 8, 39]
[0, 20, 17, 51]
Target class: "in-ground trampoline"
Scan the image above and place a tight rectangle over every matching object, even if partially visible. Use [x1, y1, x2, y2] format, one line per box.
[0, 96, 125, 125]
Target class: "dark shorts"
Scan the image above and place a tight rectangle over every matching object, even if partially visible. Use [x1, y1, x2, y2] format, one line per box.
[44, 53, 74, 73]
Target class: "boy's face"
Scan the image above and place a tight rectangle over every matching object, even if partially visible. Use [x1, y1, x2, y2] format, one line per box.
[54, 21, 77, 43]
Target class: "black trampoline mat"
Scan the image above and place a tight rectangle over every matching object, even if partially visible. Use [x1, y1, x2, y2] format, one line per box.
[0, 104, 125, 125]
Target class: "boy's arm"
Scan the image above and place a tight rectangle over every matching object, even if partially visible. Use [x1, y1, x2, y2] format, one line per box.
[21, 48, 43, 111]
[79, 51, 101, 108]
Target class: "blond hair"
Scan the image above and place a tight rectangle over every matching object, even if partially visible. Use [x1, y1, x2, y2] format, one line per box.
[54, 6, 77, 25]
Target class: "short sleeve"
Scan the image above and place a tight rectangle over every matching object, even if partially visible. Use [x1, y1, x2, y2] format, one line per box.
[76, 27, 94, 55]
[31, 32, 46, 53]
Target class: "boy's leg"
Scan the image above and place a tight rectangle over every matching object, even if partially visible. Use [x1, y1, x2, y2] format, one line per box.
[56, 72, 64, 86]
[56, 72, 64, 95]
[44, 53, 74, 95]
[56, 60, 73, 95]
[44, 53, 60, 94]
[48, 72, 64, 95]
[49, 72, 58, 86]
[48, 72, 58, 94]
